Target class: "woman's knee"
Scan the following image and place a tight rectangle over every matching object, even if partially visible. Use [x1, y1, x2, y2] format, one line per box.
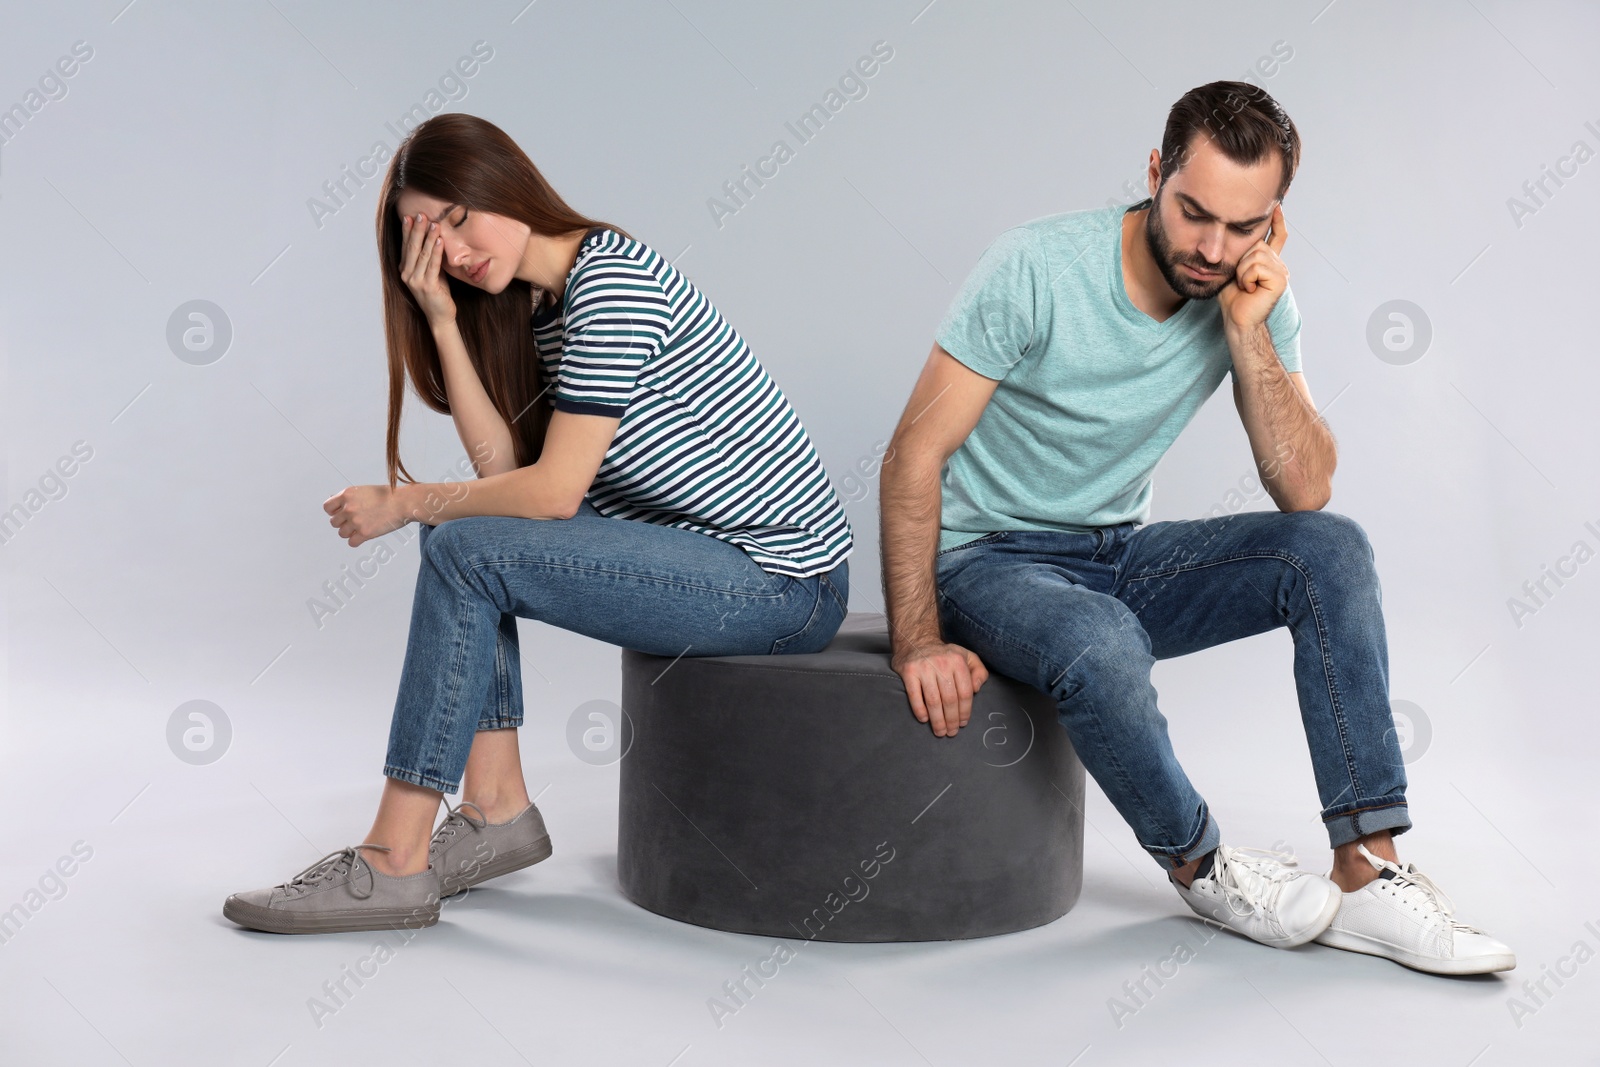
[420, 517, 460, 569]
[419, 516, 503, 573]
[419, 518, 512, 585]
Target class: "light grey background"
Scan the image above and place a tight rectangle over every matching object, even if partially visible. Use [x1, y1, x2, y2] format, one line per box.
[3, 1, 1596, 1064]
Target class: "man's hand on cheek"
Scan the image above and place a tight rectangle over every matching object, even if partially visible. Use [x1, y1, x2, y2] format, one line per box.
[1218, 202, 1289, 333]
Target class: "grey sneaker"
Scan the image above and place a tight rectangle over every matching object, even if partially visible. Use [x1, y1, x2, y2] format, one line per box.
[429, 800, 553, 897]
[223, 844, 441, 934]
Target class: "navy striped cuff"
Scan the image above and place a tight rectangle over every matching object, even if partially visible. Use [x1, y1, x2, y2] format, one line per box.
[553, 397, 628, 417]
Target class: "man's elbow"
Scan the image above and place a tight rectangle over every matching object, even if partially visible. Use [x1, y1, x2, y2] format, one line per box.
[1280, 485, 1332, 512]
[881, 433, 946, 489]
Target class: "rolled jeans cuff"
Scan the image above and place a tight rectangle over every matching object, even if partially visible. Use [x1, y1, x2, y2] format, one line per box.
[1145, 804, 1222, 872]
[1323, 797, 1411, 849]
[476, 717, 522, 731]
[382, 763, 459, 796]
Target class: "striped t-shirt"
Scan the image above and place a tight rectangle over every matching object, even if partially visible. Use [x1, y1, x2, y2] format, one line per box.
[530, 227, 853, 579]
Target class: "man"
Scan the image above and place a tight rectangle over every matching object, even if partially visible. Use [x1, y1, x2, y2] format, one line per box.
[878, 81, 1513, 975]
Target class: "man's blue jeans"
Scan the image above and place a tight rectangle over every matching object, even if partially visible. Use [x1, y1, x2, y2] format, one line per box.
[934, 508, 1410, 872]
[383, 501, 849, 794]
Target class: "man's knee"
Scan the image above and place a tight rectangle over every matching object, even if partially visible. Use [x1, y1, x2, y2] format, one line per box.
[1023, 597, 1154, 704]
[1048, 626, 1154, 703]
[1278, 509, 1376, 574]
[941, 585, 1150, 695]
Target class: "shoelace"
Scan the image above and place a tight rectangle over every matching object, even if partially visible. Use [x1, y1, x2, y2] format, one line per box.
[1355, 843, 1487, 936]
[1207, 844, 1302, 921]
[429, 800, 488, 855]
[277, 844, 390, 900]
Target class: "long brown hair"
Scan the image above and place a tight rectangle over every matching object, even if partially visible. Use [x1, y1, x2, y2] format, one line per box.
[375, 113, 634, 487]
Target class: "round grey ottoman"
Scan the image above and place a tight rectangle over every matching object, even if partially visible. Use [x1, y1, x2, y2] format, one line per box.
[617, 611, 1086, 942]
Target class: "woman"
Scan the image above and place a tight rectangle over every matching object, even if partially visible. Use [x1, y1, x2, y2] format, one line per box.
[224, 114, 853, 934]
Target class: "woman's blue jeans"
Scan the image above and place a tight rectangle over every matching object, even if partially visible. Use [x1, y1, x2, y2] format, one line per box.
[934, 508, 1410, 872]
[383, 500, 849, 794]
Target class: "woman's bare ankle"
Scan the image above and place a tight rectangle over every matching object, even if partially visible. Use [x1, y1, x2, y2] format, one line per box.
[461, 794, 531, 825]
[359, 843, 430, 878]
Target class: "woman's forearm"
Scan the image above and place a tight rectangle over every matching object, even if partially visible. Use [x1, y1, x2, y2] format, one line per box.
[432, 318, 520, 477]
[398, 463, 577, 524]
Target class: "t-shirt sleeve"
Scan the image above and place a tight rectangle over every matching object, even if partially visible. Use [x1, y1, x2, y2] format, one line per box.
[934, 226, 1052, 381]
[1233, 280, 1304, 378]
[551, 259, 670, 416]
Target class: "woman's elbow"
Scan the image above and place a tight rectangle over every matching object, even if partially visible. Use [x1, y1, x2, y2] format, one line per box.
[545, 478, 587, 520]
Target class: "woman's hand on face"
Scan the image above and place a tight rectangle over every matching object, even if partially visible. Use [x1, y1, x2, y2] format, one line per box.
[323, 485, 413, 548]
[399, 212, 458, 327]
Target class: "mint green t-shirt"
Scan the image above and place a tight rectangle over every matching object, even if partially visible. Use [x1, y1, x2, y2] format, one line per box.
[935, 201, 1303, 552]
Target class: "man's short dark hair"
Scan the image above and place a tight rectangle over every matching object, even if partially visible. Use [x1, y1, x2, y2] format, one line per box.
[1159, 81, 1300, 200]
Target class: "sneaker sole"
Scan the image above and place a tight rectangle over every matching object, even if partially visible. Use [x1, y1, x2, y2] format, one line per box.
[223, 896, 440, 935]
[440, 834, 553, 898]
[1314, 927, 1516, 974]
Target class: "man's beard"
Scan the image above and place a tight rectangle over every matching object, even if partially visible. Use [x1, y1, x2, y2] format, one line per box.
[1143, 191, 1235, 301]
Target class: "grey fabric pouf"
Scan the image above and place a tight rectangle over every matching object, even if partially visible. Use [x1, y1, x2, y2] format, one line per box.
[617, 611, 1086, 942]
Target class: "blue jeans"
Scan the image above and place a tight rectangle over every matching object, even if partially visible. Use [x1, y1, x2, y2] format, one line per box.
[934, 509, 1410, 872]
[383, 500, 849, 793]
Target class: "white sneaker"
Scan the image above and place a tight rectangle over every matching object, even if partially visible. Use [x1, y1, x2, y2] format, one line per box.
[1313, 843, 1515, 975]
[1170, 843, 1340, 949]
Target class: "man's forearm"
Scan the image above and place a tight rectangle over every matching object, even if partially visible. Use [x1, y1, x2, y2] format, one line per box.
[1227, 323, 1336, 509]
[879, 450, 946, 653]
[433, 319, 521, 478]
